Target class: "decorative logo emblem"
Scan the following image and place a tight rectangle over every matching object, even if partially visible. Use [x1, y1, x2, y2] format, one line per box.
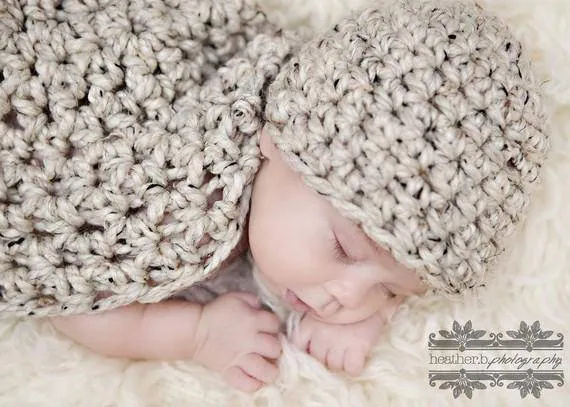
[428, 321, 564, 399]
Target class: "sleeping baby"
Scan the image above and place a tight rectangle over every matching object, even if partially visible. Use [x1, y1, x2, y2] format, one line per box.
[0, 0, 548, 393]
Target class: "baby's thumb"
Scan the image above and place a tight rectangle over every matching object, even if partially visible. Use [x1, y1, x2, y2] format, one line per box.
[231, 291, 262, 309]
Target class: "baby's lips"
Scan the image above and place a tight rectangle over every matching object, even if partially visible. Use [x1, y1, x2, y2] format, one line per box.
[284, 289, 311, 313]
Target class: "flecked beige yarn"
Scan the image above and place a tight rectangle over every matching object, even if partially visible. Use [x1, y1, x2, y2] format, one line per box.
[264, 0, 549, 294]
[0, 0, 296, 317]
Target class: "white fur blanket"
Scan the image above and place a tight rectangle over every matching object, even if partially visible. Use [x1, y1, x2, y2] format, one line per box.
[1, 0, 569, 406]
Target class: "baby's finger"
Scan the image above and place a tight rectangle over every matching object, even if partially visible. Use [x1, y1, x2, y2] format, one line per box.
[309, 335, 327, 363]
[230, 292, 261, 309]
[291, 321, 311, 352]
[343, 348, 366, 377]
[325, 346, 345, 372]
[241, 353, 280, 384]
[255, 332, 282, 359]
[256, 310, 280, 334]
[223, 366, 263, 393]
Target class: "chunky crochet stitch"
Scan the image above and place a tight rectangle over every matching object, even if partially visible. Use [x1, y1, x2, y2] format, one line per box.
[0, 0, 296, 317]
[264, 0, 549, 293]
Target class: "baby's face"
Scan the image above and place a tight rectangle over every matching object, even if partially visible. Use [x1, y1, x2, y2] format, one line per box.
[248, 131, 426, 325]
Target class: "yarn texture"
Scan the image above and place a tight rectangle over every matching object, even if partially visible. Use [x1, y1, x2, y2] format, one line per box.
[0, 0, 296, 317]
[0, 0, 551, 318]
[264, 0, 549, 294]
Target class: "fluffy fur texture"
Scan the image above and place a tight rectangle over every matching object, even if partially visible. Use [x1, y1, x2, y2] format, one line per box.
[1, 0, 569, 405]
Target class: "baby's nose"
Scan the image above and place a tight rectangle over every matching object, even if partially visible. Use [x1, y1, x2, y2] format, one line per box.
[328, 278, 377, 309]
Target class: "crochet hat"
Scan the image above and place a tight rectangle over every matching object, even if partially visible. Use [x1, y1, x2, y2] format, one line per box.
[0, 0, 297, 317]
[263, 0, 549, 294]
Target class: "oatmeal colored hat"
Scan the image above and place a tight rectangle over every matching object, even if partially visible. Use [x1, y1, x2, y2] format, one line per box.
[0, 0, 297, 317]
[264, 0, 549, 294]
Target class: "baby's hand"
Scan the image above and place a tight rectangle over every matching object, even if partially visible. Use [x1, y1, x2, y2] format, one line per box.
[291, 312, 385, 376]
[193, 292, 282, 392]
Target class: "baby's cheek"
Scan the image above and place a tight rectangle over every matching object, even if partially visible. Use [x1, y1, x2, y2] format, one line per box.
[249, 234, 302, 288]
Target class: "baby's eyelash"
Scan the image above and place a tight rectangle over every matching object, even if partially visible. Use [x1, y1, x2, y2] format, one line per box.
[331, 234, 352, 264]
